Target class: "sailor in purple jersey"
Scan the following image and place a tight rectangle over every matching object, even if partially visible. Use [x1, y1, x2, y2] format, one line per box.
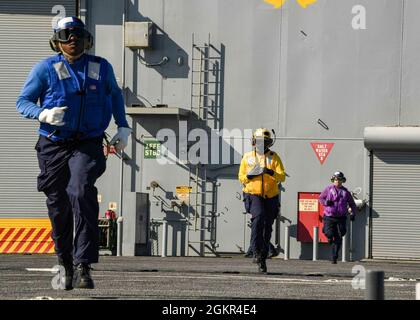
[319, 171, 358, 264]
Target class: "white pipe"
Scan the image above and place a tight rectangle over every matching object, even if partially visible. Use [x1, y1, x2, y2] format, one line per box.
[116, 216, 123, 256]
[313, 226, 318, 261]
[161, 220, 168, 257]
[117, 152, 124, 257]
[117, 0, 127, 257]
[284, 225, 289, 260]
[342, 233, 347, 262]
[364, 126, 420, 150]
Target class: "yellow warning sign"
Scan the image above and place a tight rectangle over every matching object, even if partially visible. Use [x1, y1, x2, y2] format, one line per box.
[299, 199, 318, 212]
[176, 186, 192, 194]
[176, 186, 192, 204]
[109, 202, 118, 210]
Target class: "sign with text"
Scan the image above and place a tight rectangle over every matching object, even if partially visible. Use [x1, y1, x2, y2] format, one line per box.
[297, 192, 328, 243]
[176, 186, 192, 204]
[298, 198, 318, 212]
[144, 140, 161, 159]
[310, 142, 334, 165]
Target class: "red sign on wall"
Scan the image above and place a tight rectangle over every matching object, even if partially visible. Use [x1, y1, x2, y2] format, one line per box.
[310, 142, 334, 165]
[297, 192, 328, 243]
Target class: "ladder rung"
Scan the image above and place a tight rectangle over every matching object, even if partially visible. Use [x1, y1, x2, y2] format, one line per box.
[190, 228, 212, 234]
[189, 176, 212, 179]
[190, 201, 215, 204]
[192, 58, 221, 61]
[191, 70, 222, 73]
[190, 204, 214, 207]
[188, 242, 214, 245]
[190, 107, 218, 110]
[190, 195, 214, 198]
[192, 82, 219, 85]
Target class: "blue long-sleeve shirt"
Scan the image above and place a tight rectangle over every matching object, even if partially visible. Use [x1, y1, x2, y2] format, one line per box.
[16, 54, 129, 128]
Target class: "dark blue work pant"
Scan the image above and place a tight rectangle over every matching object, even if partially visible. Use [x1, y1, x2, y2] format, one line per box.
[322, 216, 347, 260]
[35, 135, 106, 265]
[247, 194, 280, 259]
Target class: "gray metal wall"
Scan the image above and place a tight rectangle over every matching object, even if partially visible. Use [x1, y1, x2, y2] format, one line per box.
[89, 0, 420, 260]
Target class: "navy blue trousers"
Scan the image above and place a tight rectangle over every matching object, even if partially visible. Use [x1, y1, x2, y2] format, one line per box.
[322, 216, 347, 260]
[247, 194, 279, 259]
[35, 135, 106, 265]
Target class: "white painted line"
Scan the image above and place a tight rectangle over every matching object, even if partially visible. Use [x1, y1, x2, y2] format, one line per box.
[23, 268, 418, 285]
[26, 268, 57, 272]
[92, 273, 354, 284]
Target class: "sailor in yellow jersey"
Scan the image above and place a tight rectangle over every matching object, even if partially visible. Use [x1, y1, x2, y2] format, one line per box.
[239, 128, 285, 273]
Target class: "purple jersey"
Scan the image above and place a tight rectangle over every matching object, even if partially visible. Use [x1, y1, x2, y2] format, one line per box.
[319, 185, 358, 218]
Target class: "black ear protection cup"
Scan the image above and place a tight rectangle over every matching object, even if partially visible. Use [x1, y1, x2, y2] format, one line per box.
[84, 30, 93, 50]
[49, 37, 60, 52]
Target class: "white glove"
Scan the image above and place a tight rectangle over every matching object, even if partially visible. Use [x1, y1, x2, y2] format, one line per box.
[110, 127, 132, 153]
[38, 106, 67, 126]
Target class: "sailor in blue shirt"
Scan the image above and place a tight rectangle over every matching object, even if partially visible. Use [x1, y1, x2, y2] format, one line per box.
[16, 16, 131, 290]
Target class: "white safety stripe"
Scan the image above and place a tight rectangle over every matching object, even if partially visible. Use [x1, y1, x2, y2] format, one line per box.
[88, 61, 100, 80]
[53, 61, 71, 80]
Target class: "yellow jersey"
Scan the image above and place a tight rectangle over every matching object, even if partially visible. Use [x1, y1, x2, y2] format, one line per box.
[238, 150, 285, 198]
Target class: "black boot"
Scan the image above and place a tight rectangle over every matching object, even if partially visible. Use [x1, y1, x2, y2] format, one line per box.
[332, 242, 340, 265]
[58, 257, 73, 290]
[258, 259, 267, 273]
[255, 252, 267, 273]
[73, 263, 94, 289]
[267, 243, 278, 259]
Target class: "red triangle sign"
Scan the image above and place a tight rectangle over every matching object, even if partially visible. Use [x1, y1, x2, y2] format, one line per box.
[310, 142, 334, 165]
